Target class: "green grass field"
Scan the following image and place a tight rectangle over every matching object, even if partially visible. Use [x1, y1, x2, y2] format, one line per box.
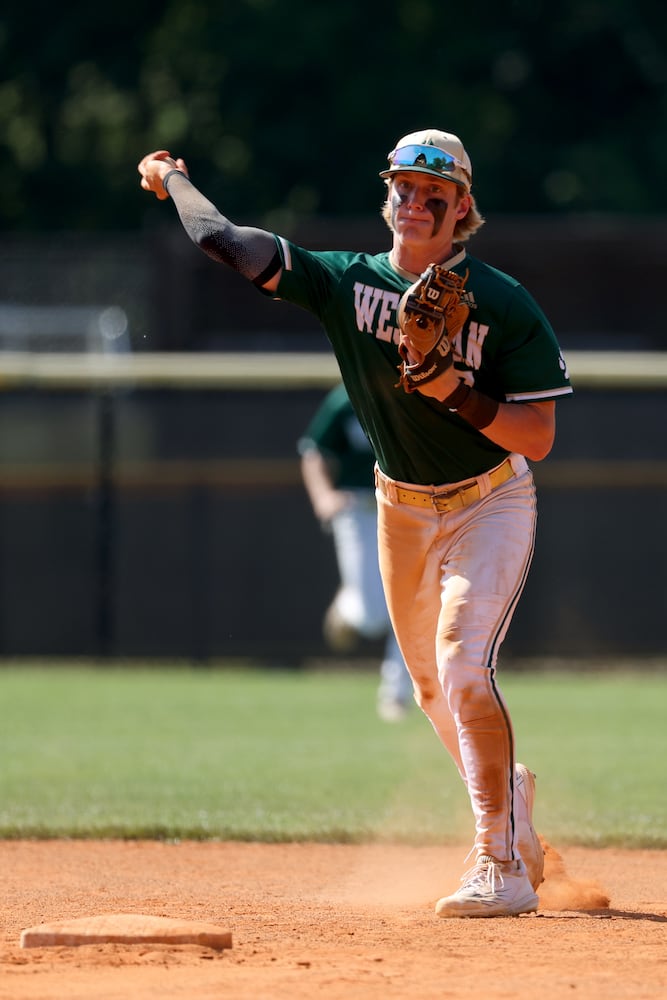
[1, 662, 665, 847]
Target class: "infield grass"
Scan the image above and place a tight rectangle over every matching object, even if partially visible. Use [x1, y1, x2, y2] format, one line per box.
[1, 661, 665, 847]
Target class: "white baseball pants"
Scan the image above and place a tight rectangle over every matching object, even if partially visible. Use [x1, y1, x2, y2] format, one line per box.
[375, 455, 536, 862]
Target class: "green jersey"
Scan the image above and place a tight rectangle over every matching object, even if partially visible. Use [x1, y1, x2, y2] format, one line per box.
[274, 240, 571, 485]
[298, 382, 375, 490]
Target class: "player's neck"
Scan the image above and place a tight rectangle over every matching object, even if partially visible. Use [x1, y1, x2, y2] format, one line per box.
[390, 243, 464, 278]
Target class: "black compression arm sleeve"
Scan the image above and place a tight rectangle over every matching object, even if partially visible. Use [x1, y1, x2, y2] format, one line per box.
[163, 171, 281, 285]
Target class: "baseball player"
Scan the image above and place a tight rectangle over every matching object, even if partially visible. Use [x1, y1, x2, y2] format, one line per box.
[138, 127, 571, 917]
[299, 382, 414, 721]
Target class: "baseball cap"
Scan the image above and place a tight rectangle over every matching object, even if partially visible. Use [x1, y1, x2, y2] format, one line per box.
[379, 129, 472, 190]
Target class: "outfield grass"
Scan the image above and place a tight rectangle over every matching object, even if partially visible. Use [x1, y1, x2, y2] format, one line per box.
[1, 662, 665, 847]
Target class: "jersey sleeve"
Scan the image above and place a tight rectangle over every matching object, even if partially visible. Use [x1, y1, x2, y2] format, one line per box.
[271, 239, 356, 320]
[469, 274, 572, 403]
[501, 289, 571, 401]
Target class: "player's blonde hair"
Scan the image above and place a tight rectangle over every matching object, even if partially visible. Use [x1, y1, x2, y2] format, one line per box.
[381, 180, 485, 243]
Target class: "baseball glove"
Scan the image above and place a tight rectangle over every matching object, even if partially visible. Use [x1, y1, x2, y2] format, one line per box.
[395, 265, 469, 393]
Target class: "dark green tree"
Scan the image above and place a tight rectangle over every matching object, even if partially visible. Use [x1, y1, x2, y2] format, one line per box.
[1, 0, 665, 230]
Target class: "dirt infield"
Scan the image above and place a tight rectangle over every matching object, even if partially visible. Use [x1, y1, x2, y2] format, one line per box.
[1, 840, 665, 999]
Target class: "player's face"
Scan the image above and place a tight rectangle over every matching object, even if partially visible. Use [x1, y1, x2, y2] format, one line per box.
[389, 172, 468, 247]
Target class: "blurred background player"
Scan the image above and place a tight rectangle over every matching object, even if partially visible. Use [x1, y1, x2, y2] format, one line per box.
[299, 383, 414, 721]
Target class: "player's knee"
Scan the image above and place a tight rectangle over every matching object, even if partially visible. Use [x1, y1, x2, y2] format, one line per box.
[441, 663, 499, 723]
[412, 675, 446, 715]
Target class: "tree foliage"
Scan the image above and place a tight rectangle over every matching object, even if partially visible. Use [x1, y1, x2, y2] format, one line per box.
[1, 0, 666, 230]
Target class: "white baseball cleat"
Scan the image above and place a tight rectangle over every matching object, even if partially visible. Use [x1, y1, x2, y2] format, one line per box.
[435, 856, 538, 918]
[322, 602, 361, 653]
[515, 763, 545, 891]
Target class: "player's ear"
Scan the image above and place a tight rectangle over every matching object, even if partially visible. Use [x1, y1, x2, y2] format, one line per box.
[455, 192, 471, 219]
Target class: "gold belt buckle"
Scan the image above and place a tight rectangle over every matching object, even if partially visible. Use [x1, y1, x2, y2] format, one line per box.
[431, 483, 479, 513]
[431, 488, 463, 513]
[428, 460, 512, 514]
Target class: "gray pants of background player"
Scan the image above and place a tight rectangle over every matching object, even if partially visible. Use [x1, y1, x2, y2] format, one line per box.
[329, 491, 414, 712]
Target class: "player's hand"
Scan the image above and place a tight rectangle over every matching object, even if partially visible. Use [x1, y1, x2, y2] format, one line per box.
[138, 150, 189, 200]
[313, 489, 351, 524]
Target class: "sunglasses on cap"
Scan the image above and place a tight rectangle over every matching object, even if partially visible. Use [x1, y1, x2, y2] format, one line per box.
[386, 144, 467, 177]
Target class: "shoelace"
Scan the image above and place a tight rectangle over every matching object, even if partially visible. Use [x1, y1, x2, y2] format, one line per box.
[459, 856, 505, 893]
